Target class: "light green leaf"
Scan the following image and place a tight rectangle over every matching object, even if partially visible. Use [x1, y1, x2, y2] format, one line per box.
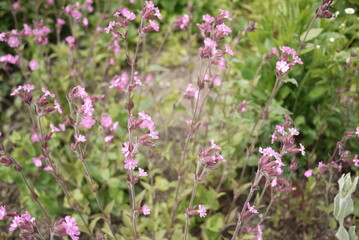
[300, 28, 323, 42]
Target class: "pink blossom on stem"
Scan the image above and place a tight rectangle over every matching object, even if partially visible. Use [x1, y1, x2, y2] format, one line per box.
[124, 157, 138, 170]
[50, 123, 61, 132]
[42, 87, 55, 98]
[247, 203, 258, 214]
[175, 14, 190, 30]
[276, 60, 289, 73]
[304, 169, 313, 178]
[299, 143, 305, 156]
[29, 60, 39, 71]
[141, 205, 150, 215]
[210, 139, 221, 150]
[54, 100, 63, 114]
[225, 44, 234, 56]
[64, 216, 81, 240]
[275, 125, 287, 135]
[75, 135, 86, 142]
[289, 128, 299, 136]
[198, 204, 207, 217]
[12, 2, 21, 10]
[44, 166, 53, 171]
[32, 156, 43, 167]
[353, 154, 359, 167]
[0, 205, 6, 220]
[138, 168, 148, 177]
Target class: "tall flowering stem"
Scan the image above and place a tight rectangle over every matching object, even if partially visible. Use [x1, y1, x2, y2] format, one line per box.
[67, 94, 118, 240]
[25, 100, 93, 238]
[105, 2, 162, 239]
[0, 144, 52, 227]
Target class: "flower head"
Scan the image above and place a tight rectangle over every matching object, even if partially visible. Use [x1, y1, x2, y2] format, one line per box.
[198, 204, 207, 217]
[0, 205, 6, 220]
[247, 203, 258, 214]
[141, 205, 150, 215]
[304, 169, 313, 178]
[64, 216, 81, 240]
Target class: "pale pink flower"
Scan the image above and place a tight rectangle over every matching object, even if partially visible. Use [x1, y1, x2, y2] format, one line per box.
[216, 23, 232, 35]
[219, 9, 232, 21]
[304, 169, 313, 178]
[198, 204, 207, 217]
[289, 128, 299, 136]
[42, 87, 55, 97]
[184, 84, 198, 99]
[141, 205, 150, 215]
[272, 47, 279, 56]
[225, 44, 234, 56]
[355, 127, 359, 137]
[29, 60, 39, 71]
[32, 156, 43, 167]
[175, 14, 190, 30]
[0, 205, 6, 220]
[293, 56, 303, 64]
[124, 157, 138, 170]
[149, 20, 160, 32]
[210, 139, 221, 150]
[101, 115, 113, 129]
[213, 75, 222, 87]
[202, 14, 215, 23]
[56, 18, 66, 27]
[247, 203, 258, 214]
[271, 177, 278, 187]
[59, 123, 66, 131]
[275, 125, 287, 135]
[216, 152, 226, 162]
[80, 117, 96, 128]
[299, 143, 305, 156]
[23, 84, 35, 92]
[256, 225, 263, 240]
[44, 166, 53, 171]
[7, 36, 20, 48]
[10, 86, 22, 96]
[50, 124, 61, 132]
[138, 168, 148, 177]
[54, 100, 63, 114]
[149, 130, 159, 140]
[75, 135, 86, 142]
[64, 216, 81, 240]
[353, 154, 359, 167]
[12, 2, 21, 10]
[104, 135, 114, 143]
[121, 8, 136, 20]
[276, 60, 289, 73]
[10, 216, 23, 231]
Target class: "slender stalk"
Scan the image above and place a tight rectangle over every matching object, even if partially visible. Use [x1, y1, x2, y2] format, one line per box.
[26, 105, 93, 238]
[1, 145, 52, 226]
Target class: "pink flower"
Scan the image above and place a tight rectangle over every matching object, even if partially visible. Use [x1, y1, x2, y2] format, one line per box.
[0, 54, 19, 64]
[216, 152, 226, 162]
[289, 128, 299, 136]
[75, 135, 86, 142]
[121, 8, 136, 20]
[23, 84, 35, 92]
[202, 14, 215, 23]
[219, 9, 232, 21]
[56, 18, 66, 27]
[141, 205, 150, 215]
[304, 169, 313, 178]
[32, 156, 43, 167]
[124, 157, 138, 170]
[175, 14, 190, 30]
[105, 21, 116, 33]
[293, 56, 303, 64]
[184, 84, 198, 99]
[42, 87, 55, 97]
[101, 115, 113, 129]
[12, 2, 21, 10]
[276, 60, 289, 73]
[29, 60, 39, 71]
[80, 117, 96, 128]
[356, 127, 359, 137]
[10, 216, 23, 231]
[225, 44, 234, 56]
[149, 20, 160, 32]
[271, 177, 278, 187]
[272, 47, 279, 56]
[10, 86, 22, 96]
[138, 168, 148, 177]
[7, 36, 20, 48]
[44, 166, 53, 171]
[64, 216, 81, 240]
[210, 139, 221, 150]
[275, 125, 287, 135]
[0, 205, 6, 220]
[54, 100, 63, 114]
[104, 135, 114, 143]
[149, 130, 159, 140]
[50, 123, 61, 132]
[198, 204, 207, 217]
[247, 203, 258, 214]
[138, 112, 155, 130]
[216, 23, 232, 35]
[353, 154, 359, 167]
[256, 225, 263, 240]
[299, 143, 305, 156]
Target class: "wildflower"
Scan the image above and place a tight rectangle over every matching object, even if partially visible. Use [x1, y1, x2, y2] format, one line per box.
[344, 8, 355, 14]
[23, 84, 35, 92]
[42, 87, 55, 98]
[12, 2, 21, 10]
[203, 14, 215, 23]
[225, 44, 234, 56]
[32, 20, 51, 45]
[353, 154, 359, 167]
[138, 112, 155, 130]
[218, 9, 232, 21]
[198, 204, 207, 217]
[50, 124, 61, 132]
[216, 23, 232, 36]
[271, 177, 278, 187]
[304, 169, 313, 178]
[56, 18, 66, 27]
[289, 128, 299, 136]
[75, 135, 86, 142]
[356, 127, 359, 137]
[7, 36, 20, 48]
[80, 117, 96, 128]
[299, 143, 305, 156]
[44, 166, 53, 171]
[138, 168, 148, 177]
[29, 60, 39, 71]
[64, 216, 81, 240]
[0, 205, 6, 220]
[0, 54, 19, 65]
[276, 125, 287, 135]
[32, 156, 43, 167]
[272, 47, 279, 56]
[141, 205, 150, 215]
[247, 203, 258, 214]
[54, 100, 63, 114]
[318, 161, 329, 174]
[105, 21, 116, 33]
[104, 135, 114, 143]
[276, 60, 289, 73]
[256, 225, 263, 240]
[124, 157, 138, 170]
[175, 14, 190, 30]
[210, 139, 221, 150]
[329, 37, 335, 42]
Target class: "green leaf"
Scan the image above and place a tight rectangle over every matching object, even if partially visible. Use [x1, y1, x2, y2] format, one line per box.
[104, 200, 115, 217]
[155, 176, 170, 191]
[300, 28, 323, 42]
[283, 78, 298, 86]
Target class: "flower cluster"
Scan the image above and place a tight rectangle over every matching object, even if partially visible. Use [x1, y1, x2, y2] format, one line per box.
[69, 86, 96, 129]
[109, 71, 144, 93]
[101, 114, 119, 143]
[121, 111, 157, 176]
[187, 204, 207, 218]
[64, 0, 93, 26]
[199, 139, 226, 170]
[316, 0, 335, 19]
[52, 216, 81, 240]
[174, 14, 190, 30]
[272, 46, 303, 75]
[258, 116, 305, 183]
